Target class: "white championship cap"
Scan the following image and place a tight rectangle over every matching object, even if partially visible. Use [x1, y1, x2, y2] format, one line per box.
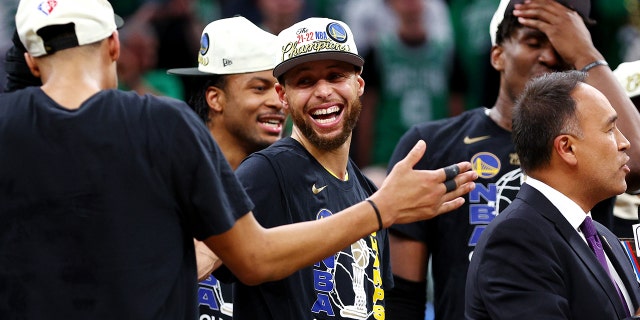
[167, 16, 278, 76]
[613, 60, 640, 98]
[16, 0, 122, 57]
[489, 0, 591, 46]
[273, 17, 364, 78]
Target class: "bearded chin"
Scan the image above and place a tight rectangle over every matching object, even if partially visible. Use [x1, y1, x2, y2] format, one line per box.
[296, 98, 362, 152]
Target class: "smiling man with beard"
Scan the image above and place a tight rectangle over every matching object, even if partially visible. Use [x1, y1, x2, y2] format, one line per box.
[229, 17, 476, 320]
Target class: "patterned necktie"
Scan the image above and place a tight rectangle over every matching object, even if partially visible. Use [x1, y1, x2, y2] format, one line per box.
[581, 216, 631, 316]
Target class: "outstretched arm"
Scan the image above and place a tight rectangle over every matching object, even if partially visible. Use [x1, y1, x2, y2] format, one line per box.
[204, 140, 477, 285]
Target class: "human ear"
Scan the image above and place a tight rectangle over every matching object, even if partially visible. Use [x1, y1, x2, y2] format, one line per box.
[490, 45, 505, 72]
[554, 134, 577, 166]
[206, 86, 225, 113]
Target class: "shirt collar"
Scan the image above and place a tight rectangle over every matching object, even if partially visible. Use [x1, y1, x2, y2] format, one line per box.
[525, 176, 589, 232]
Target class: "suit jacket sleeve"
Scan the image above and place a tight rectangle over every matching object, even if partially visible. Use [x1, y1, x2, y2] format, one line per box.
[470, 215, 573, 319]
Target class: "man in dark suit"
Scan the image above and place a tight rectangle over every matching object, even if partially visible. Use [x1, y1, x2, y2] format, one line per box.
[465, 70, 640, 319]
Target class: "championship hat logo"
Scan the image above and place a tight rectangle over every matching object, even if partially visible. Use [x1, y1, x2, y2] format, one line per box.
[197, 33, 210, 67]
[199, 33, 210, 56]
[326, 22, 347, 43]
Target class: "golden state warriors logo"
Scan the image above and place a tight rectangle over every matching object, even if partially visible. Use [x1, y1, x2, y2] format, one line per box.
[317, 208, 332, 219]
[198, 33, 210, 66]
[200, 33, 210, 56]
[326, 22, 348, 43]
[471, 152, 501, 179]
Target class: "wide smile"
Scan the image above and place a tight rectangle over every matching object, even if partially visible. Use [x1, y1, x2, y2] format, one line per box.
[257, 114, 285, 134]
[309, 104, 344, 127]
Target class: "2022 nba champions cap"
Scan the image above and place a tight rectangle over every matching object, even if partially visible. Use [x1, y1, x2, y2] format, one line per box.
[273, 17, 364, 78]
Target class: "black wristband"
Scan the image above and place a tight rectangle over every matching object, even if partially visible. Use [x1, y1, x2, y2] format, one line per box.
[366, 199, 383, 231]
[580, 60, 608, 73]
[387, 275, 428, 319]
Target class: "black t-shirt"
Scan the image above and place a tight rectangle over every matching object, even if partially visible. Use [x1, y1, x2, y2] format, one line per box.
[0, 87, 252, 319]
[233, 137, 393, 320]
[388, 107, 522, 320]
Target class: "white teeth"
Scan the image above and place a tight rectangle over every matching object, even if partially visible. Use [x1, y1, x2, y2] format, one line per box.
[316, 116, 338, 124]
[260, 120, 282, 128]
[312, 106, 340, 115]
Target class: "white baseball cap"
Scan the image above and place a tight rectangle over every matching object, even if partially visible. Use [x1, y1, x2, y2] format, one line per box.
[613, 60, 640, 98]
[273, 17, 364, 79]
[167, 16, 278, 76]
[16, 0, 123, 57]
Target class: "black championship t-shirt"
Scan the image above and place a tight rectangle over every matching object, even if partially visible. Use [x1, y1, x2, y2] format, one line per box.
[233, 137, 393, 320]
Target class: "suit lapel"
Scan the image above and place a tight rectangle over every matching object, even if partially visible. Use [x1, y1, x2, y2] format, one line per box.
[518, 185, 627, 318]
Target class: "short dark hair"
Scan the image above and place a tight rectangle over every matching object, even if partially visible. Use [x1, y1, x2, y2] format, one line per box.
[512, 70, 587, 172]
[495, 12, 521, 46]
[182, 75, 227, 125]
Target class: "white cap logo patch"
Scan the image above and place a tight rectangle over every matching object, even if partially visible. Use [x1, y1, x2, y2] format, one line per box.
[327, 22, 348, 43]
[273, 17, 364, 78]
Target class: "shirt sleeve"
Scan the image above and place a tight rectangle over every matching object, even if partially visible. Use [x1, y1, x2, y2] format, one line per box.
[168, 104, 253, 240]
[235, 153, 287, 229]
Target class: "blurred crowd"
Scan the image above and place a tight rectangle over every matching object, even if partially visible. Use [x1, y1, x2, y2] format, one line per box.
[1, 0, 639, 170]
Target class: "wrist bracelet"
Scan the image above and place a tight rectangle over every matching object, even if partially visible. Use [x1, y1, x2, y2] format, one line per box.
[366, 199, 383, 231]
[580, 60, 608, 73]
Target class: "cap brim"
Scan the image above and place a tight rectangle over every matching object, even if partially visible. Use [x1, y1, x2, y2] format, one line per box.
[115, 14, 125, 29]
[166, 68, 213, 76]
[273, 52, 364, 78]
